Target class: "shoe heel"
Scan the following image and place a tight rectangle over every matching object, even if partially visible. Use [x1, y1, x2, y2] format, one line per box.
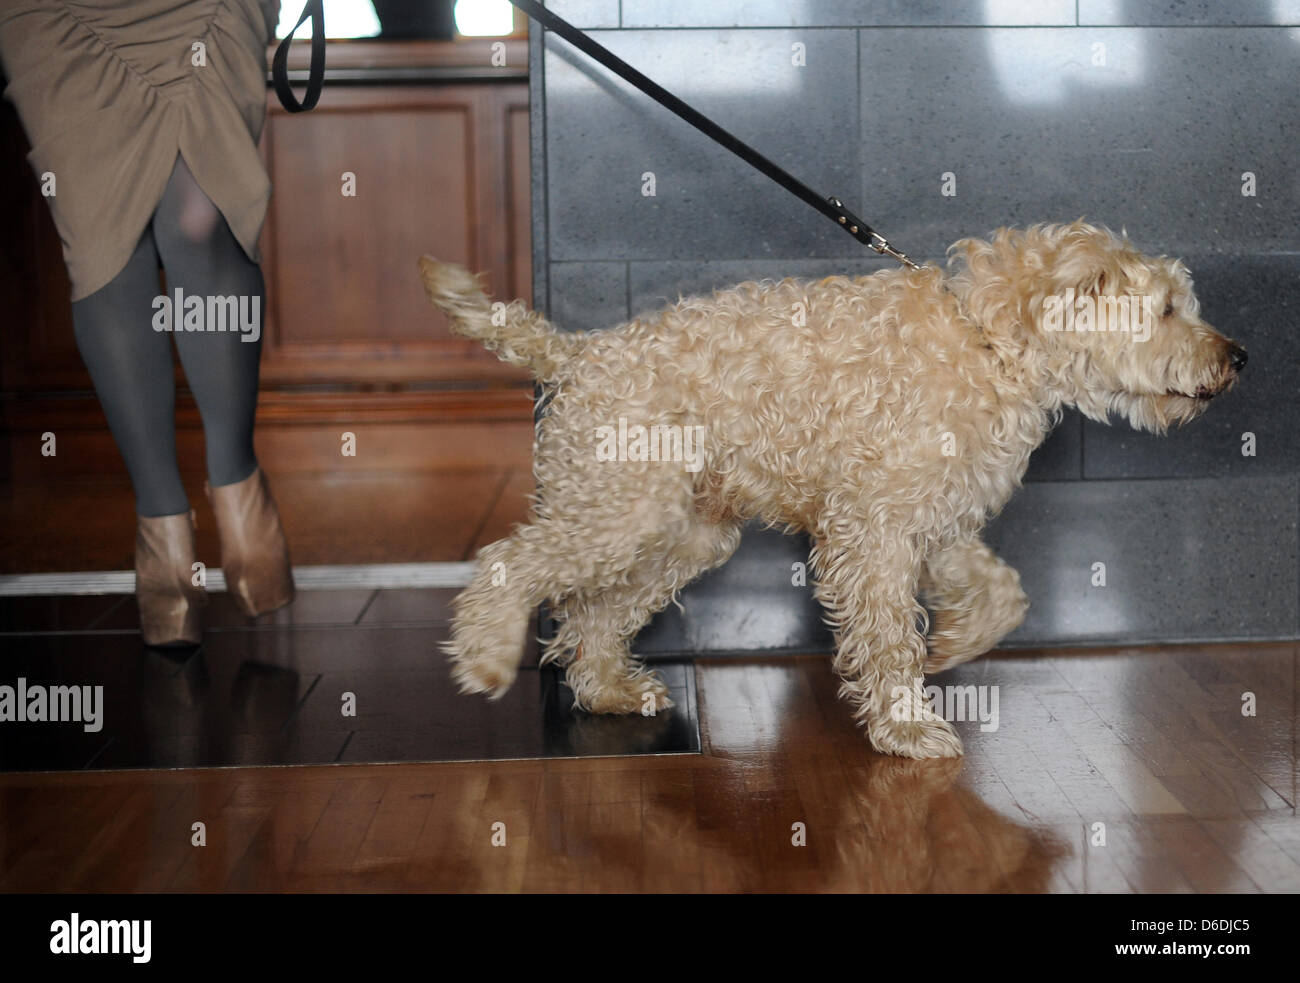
[135, 510, 207, 647]
[207, 469, 295, 618]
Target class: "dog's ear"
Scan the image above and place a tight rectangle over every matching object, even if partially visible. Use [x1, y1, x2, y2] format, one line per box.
[946, 229, 1042, 370]
[1078, 269, 1107, 296]
[1048, 220, 1126, 300]
[1059, 254, 1116, 302]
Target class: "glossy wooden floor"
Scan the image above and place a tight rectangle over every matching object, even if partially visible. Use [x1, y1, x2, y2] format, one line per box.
[1, 643, 1295, 892]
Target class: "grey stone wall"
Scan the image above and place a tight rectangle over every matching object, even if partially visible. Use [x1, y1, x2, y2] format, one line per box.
[529, 0, 1300, 649]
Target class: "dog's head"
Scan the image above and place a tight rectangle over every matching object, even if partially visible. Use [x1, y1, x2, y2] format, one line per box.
[947, 220, 1246, 433]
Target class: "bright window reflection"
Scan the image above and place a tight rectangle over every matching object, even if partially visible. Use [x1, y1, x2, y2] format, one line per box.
[276, 0, 380, 39]
[454, 0, 515, 36]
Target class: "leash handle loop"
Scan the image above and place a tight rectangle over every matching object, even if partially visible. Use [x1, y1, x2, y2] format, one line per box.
[272, 0, 326, 113]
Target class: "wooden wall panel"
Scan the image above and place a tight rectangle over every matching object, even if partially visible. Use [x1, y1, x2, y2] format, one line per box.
[260, 84, 532, 386]
[270, 105, 474, 345]
[0, 101, 84, 393]
[1, 389, 535, 479]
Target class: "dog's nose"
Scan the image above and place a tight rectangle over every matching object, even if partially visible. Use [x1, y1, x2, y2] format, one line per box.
[1228, 344, 1248, 372]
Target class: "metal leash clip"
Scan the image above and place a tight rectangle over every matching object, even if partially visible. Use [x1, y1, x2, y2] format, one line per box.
[868, 232, 921, 271]
[826, 197, 920, 270]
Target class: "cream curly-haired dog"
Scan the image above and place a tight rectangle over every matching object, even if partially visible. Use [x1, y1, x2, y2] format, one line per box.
[420, 221, 1245, 759]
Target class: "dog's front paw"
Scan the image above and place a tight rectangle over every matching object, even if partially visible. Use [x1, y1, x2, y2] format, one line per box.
[867, 713, 964, 759]
[923, 611, 997, 674]
[924, 639, 981, 675]
[441, 600, 530, 700]
[442, 638, 519, 700]
[924, 585, 1028, 674]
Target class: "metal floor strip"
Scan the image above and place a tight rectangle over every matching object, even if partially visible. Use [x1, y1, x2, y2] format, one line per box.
[0, 562, 476, 596]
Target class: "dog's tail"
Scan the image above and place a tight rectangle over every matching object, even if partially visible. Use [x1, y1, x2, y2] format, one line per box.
[418, 256, 577, 379]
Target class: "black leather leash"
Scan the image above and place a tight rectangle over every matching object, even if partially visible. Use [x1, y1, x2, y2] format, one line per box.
[271, 0, 325, 113]
[509, 0, 918, 269]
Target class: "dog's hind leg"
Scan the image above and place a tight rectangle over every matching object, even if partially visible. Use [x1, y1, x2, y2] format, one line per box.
[811, 521, 963, 759]
[551, 518, 742, 714]
[921, 537, 1028, 674]
[445, 469, 709, 699]
[444, 514, 652, 698]
[551, 583, 672, 714]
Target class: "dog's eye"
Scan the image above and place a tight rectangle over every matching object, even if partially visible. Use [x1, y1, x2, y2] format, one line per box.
[1162, 302, 1174, 317]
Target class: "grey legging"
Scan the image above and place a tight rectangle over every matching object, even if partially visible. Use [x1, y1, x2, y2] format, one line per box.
[71, 155, 264, 517]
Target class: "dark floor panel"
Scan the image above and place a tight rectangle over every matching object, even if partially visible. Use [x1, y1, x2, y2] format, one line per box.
[194, 624, 444, 673]
[358, 587, 456, 625]
[88, 589, 378, 633]
[0, 612, 699, 772]
[0, 634, 144, 770]
[174, 620, 543, 675]
[212, 589, 376, 628]
[0, 594, 130, 633]
[95, 655, 320, 739]
[0, 728, 112, 772]
[335, 662, 698, 763]
[0, 632, 181, 684]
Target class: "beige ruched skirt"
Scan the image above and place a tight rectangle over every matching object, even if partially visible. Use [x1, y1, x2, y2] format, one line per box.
[0, 0, 279, 300]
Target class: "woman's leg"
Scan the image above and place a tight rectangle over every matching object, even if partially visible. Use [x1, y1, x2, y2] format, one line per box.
[70, 228, 189, 518]
[150, 154, 293, 617]
[69, 218, 206, 644]
[150, 155, 263, 489]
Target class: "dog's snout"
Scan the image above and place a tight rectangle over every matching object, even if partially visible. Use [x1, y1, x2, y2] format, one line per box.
[1227, 344, 1248, 372]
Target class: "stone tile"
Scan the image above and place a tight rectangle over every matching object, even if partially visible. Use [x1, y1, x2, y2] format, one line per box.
[857, 28, 1300, 257]
[549, 260, 628, 331]
[1026, 413, 1083, 482]
[1080, 1, 1300, 26]
[545, 0, 621, 29]
[984, 476, 1299, 644]
[545, 29, 863, 262]
[623, 0, 1076, 27]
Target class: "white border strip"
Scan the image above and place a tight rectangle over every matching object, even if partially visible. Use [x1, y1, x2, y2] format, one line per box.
[0, 562, 476, 597]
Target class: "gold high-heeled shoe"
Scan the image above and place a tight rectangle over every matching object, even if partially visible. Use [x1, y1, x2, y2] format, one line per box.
[135, 510, 207, 646]
[206, 468, 295, 617]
